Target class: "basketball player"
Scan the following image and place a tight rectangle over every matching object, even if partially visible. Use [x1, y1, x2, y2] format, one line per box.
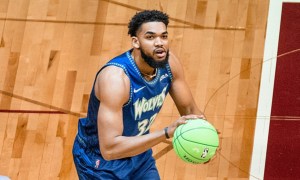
[73, 10, 205, 179]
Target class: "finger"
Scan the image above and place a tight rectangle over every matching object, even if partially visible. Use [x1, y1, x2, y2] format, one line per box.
[204, 159, 211, 164]
[181, 114, 201, 120]
[181, 115, 207, 122]
[172, 119, 186, 129]
[192, 114, 206, 119]
[199, 114, 206, 119]
[177, 118, 187, 125]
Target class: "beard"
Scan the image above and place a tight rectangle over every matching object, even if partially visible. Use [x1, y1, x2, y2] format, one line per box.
[140, 48, 169, 68]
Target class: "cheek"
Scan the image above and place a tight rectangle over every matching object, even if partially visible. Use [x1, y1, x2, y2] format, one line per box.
[141, 41, 153, 47]
[140, 43, 153, 52]
[163, 40, 169, 47]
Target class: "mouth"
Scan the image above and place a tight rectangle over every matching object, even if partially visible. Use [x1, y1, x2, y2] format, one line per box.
[154, 48, 166, 58]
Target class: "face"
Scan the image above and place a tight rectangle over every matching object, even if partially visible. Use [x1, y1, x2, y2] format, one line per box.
[134, 22, 169, 68]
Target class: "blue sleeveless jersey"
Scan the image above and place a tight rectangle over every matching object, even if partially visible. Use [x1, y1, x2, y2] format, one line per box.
[76, 49, 173, 157]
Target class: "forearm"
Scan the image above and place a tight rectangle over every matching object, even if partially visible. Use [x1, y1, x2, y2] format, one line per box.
[177, 101, 203, 116]
[100, 128, 166, 160]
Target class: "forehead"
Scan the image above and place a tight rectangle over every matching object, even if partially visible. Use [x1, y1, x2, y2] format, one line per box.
[137, 22, 167, 35]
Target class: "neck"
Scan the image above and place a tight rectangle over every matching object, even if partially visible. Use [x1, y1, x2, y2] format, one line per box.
[131, 50, 157, 78]
[140, 68, 157, 78]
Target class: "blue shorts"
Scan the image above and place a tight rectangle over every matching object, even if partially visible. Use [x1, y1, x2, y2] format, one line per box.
[72, 136, 160, 180]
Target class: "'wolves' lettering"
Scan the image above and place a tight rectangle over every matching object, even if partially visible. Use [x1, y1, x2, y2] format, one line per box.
[134, 86, 167, 120]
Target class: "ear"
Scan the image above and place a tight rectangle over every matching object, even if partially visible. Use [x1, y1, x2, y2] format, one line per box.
[132, 37, 140, 49]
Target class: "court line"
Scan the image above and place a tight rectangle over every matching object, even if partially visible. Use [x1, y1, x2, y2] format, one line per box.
[0, 109, 65, 114]
[0, 90, 84, 117]
[0, 17, 245, 31]
[200, 48, 300, 180]
[203, 48, 300, 114]
[0, 0, 245, 31]
[100, 0, 246, 31]
[153, 144, 173, 160]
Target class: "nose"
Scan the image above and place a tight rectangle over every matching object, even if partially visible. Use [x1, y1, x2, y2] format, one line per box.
[154, 37, 163, 46]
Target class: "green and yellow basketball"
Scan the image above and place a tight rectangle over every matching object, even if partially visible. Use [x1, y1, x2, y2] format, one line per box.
[172, 118, 219, 164]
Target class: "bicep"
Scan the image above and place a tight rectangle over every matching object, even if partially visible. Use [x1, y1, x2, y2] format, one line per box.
[168, 52, 200, 115]
[170, 78, 197, 115]
[98, 102, 123, 148]
[95, 67, 130, 150]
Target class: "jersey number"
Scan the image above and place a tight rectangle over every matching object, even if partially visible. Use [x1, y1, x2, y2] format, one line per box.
[137, 113, 157, 136]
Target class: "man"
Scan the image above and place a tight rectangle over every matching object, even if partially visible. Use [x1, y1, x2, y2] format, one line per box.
[73, 10, 204, 179]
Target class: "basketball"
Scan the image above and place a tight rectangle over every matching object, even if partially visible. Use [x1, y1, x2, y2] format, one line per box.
[172, 118, 219, 164]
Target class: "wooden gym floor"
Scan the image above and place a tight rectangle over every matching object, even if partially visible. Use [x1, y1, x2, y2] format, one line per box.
[0, 0, 269, 179]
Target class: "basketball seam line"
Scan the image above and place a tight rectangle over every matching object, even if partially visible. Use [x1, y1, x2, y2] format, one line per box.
[175, 127, 219, 147]
[174, 137, 209, 162]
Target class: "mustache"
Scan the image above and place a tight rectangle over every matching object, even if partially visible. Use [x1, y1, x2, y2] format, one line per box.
[140, 48, 169, 69]
[153, 47, 166, 54]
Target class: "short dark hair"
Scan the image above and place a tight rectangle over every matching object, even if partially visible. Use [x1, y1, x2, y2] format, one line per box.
[128, 10, 169, 37]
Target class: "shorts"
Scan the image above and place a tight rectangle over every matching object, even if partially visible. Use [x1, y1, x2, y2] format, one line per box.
[72, 136, 160, 180]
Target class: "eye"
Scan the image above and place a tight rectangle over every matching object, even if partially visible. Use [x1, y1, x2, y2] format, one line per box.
[162, 34, 168, 39]
[146, 35, 154, 39]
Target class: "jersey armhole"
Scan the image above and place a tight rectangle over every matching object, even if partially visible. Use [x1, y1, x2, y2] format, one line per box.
[166, 63, 174, 82]
[96, 63, 133, 107]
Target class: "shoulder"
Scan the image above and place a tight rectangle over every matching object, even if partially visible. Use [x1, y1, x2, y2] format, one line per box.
[98, 65, 129, 82]
[168, 51, 184, 79]
[95, 66, 130, 105]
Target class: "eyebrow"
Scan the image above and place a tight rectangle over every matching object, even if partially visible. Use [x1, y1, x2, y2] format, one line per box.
[144, 31, 168, 35]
